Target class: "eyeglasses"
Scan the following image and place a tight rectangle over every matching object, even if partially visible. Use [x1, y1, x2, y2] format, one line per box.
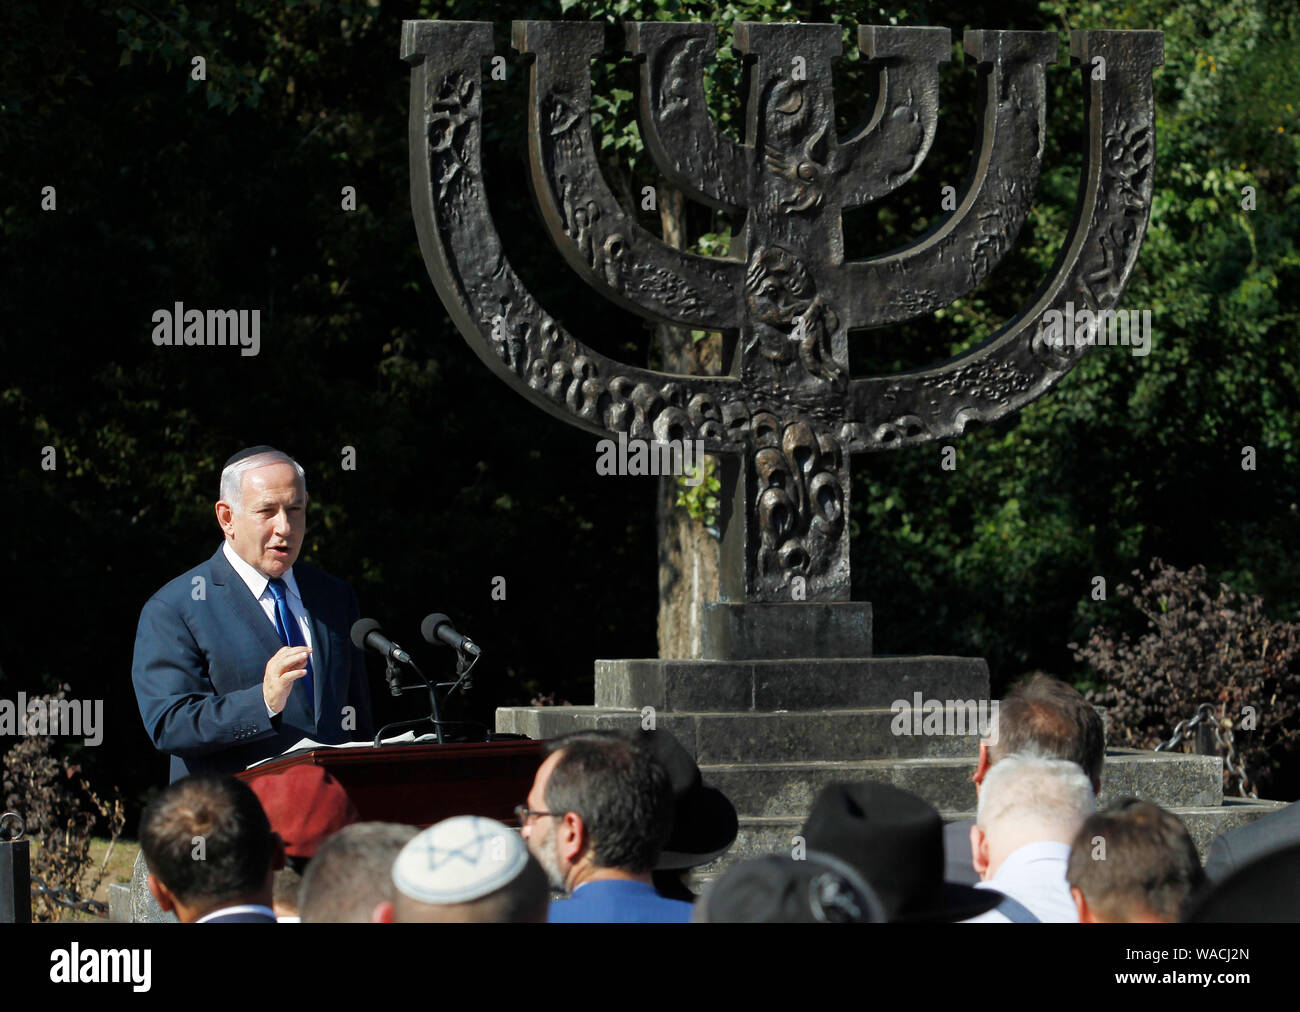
[514, 804, 564, 826]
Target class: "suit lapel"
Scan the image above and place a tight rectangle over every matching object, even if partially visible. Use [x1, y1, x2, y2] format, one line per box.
[209, 546, 284, 659]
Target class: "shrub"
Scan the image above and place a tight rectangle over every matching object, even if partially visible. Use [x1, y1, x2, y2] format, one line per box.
[1073, 559, 1300, 798]
[1, 686, 126, 922]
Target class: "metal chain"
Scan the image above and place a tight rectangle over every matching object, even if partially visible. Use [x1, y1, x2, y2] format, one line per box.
[29, 874, 109, 918]
[0, 811, 24, 841]
[4, 810, 110, 917]
[1155, 703, 1213, 752]
[1155, 703, 1257, 799]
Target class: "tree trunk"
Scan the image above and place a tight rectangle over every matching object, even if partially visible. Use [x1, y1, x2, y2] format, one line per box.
[654, 186, 724, 659]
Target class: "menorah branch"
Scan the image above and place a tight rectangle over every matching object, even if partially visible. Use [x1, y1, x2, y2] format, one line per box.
[405, 20, 1162, 604]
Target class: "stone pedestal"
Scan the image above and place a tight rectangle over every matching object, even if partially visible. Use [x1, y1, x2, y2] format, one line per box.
[502, 600, 983, 742]
[700, 602, 873, 660]
[496, 600, 1288, 881]
[497, 600, 992, 877]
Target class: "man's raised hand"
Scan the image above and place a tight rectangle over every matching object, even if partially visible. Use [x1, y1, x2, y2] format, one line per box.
[263, 645, 312, 714]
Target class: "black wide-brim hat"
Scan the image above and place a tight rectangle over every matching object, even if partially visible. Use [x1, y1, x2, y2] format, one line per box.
[1184, 841, 1300, 922]
[639, 728, 739, 870]
[700, 851, 887, 923]
[802, 781, 1002, 922]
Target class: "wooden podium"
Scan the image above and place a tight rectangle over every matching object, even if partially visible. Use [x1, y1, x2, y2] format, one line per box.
[236, 739, 543, 827]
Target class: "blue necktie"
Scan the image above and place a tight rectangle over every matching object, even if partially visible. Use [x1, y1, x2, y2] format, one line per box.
[267, 577, 314, 714]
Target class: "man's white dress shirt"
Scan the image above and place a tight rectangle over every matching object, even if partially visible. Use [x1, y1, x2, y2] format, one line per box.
[222, 541, 314, 716]
[195, 903, 278, 923]
[964, 840, 1079, 923]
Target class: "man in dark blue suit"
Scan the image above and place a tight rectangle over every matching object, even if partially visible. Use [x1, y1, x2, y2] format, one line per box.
[132, 446, 372, 781]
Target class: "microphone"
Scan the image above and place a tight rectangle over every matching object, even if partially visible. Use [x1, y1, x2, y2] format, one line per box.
[350, 618, 413, 665]
[421, 613, 482, 656]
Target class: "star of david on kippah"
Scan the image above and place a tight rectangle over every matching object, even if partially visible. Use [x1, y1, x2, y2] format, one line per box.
[392, 816, 527, 904]
[421, 819, 500, 872]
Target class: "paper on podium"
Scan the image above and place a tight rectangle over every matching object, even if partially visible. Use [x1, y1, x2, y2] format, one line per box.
[245, 729, 441, 768]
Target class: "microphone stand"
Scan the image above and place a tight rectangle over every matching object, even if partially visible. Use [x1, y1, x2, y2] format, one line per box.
[372, 647, 483, 747]
[373, 653, 445, 747]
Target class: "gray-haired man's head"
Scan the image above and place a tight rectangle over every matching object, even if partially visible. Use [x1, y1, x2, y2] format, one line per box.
[215, 447, 308, 580]
[973, 754, 1096, 881]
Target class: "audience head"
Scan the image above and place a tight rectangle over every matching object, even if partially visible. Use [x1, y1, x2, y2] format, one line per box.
[139, 774, 283, 922]
[520, 730, 674, 892]
[248, 765, 359, 874]
[972, 754, 1095, 880]
[380, 816, 548, 923]
[638, 728, 737, 871]
[978, 673, 1105, 793]
[298, 822, 419, 923]
[1066, 799, 1205, 923]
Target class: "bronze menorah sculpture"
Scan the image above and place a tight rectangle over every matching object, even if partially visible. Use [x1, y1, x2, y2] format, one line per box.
[402, 20, 1162, 605]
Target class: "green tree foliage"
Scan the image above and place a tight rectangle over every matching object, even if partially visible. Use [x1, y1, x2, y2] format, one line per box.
[855, 0, 1300, 697]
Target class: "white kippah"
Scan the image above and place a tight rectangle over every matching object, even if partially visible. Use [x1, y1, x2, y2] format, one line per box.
[392, 816, 529, 905]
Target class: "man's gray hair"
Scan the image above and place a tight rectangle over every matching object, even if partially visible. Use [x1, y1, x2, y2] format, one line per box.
[976, 753, 1096, 834]
[219, 450, 307, 509]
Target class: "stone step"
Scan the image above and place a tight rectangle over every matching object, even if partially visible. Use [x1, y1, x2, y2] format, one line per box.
[690, 798, 1289, 882]
[698, 748, 1225, 816]
[1163, 799, 1291, 857]
[594, 656, 990, 712]
[1095, 749, 1225, 809]
[496, 705, 980, 762]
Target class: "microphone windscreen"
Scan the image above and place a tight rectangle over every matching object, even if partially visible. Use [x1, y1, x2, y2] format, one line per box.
[420, 613, 451, 645]
[350, 617, 382, 650]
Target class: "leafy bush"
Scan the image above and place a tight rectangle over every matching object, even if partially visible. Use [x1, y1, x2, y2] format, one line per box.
[1, 687, 126, 921]
[675, 455, 722, 532]
[1074, 560, 1300, 798]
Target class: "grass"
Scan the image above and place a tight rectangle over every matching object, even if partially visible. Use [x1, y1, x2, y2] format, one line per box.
[29, 835, 138, 923]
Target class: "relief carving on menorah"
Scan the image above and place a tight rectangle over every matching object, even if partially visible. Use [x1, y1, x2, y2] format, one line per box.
[401, 20, 1163, 605]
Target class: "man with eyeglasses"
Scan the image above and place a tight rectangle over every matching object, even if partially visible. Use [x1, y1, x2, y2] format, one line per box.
[517, 730, 692, 923]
